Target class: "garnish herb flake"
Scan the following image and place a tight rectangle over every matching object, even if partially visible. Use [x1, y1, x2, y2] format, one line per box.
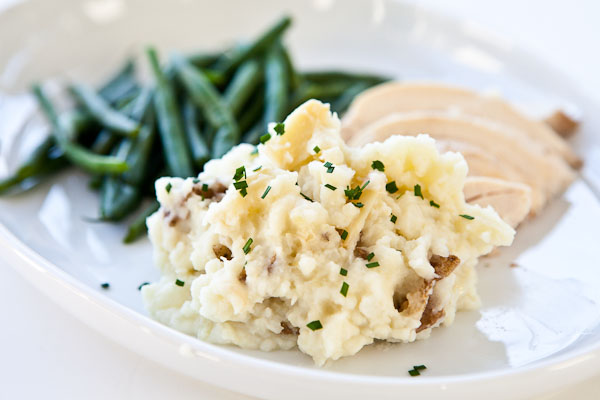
[414, 184, 423, 199]
[300, 192, 313, 202]
[306, 320, 323, 331]
[202, 183, 208, 192]
[233, 166, 246, 181]
[414, 365, 427, 371]
[259, 133, 271, 144]
[340, 230, 348, 240]
[192, 178, 200, 184]
[137, 282, 150, 291]
[386, 181, 398, 194]
[390, 214, 397, 223]
[233, 181, 248, 190]
[340, 282, 349, 297]
[340, 268, 348, 276]
[371, 160, 385, 172]
[367, 252, 375, 261]
[408, 369, 420, 377]
[430, 200, 440, 208]
[100, 282, 110, 289]
[352, 202, 364, 208]
[274, 122, 285, 135]
[261, 185, 272, 199]
[460, 214, 475, 220]
[313, 145, 321, 154]
[165, 182, 172, 193]
[175, 279, 185, 287]
[366, 261, 380, 268]
[243, 238, 253, 254]
[324, 183, 337, 191]
[253, 165, 262, 172]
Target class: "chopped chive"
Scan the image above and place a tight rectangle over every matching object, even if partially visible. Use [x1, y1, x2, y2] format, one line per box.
[300, 192, 313, 202]
[251, 147, 258, 155]
[386, 181, 398, 194]
[175, 279, 185, 287]
[261, 185, 272, 199]
[353, 202, 364, 208]
[259, 133, 272, 144]
[429, 200, 440, 208]
[306, 320, 323, 331]
[366, 261, 380, 268]
[366, 252, 375, 261]
[274, 122, 285, 135]
[340, 268, 348, 276]
[253, 165, 262, 171]
[100, 282, 110, 289]
[340, 230, 348, 240]
[408, 369, 420, 377]
[414, 184, 423, 199]
[233, 181, 248, 190]
[323, 161, 334, 173]
[165, 182, 172, 193]
[460, 214, 475, 220]
[324, 161, 332, 168]
[414, 365, 427, 371]
[371, 160, 385, 172]
[239, 188, 248, 197]
[361, 180, 370, 190]
[324, 183, 337, 191]
[313, 145, 321, 154]
[137, 282, 150, 291]
[192, 178, 200, 184]
[390, 214, 397, 223]
[340, 282, 349, 297]
[243, 238, 253, 254]
[202, 183, 208, 192]
[233, 166, 246, 181]
[327, 166, 334, 173]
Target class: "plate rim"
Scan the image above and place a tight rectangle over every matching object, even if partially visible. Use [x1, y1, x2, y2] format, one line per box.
[2, 0, 600, 397]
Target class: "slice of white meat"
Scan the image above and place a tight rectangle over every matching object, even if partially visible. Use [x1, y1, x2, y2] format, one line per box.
[464, 177, 532, 227]
[434, 139, 522, 182]
[348, 111, 575, 214]
[341, 82, 581, 168]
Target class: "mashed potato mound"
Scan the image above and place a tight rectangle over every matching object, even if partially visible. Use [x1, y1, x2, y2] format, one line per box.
[143, 100, 514, 365]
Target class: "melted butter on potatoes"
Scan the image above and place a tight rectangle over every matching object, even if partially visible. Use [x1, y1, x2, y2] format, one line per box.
[142, 100, 514, 365]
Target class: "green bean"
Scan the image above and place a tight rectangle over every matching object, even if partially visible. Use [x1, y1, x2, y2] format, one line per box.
[301, 70, 390, 85]
[330, 81, 372, 114]
[224, 59, 263, 116]
[122, 115, 155, 186]
[172, 54, 238, 158]
[280, 43, 300, 91]
[99, 176, 141, 221]
[263, 43, 289, 127]
[182, 99, 210, 168]
[0, 137, 67, 194]
[146, 48, 195, 178]
[188, 52, 220, 69]
[213, 16, 292, 75]
[32, 84, 129, 174]
[123, 200, 160, 243]
[70, 83, 140, 137]
[239, 90, 265, 137]
[90, 129, 119, 154]
[98, 59, 136, 101]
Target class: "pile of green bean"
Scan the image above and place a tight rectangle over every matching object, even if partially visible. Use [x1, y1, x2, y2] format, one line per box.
[0, 16, 389, 243]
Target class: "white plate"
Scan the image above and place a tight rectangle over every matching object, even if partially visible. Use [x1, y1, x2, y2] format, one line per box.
[1, 0, 600, 399]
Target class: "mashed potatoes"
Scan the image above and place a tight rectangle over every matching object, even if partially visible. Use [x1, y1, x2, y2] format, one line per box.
[142, 100, 514, 365]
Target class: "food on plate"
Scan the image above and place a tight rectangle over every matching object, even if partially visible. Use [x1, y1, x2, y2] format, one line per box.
[343, 82, 580, 225]
[544, 109, 580, 138]
[142, 100, 514, 365]
[0, 16, 388, 243]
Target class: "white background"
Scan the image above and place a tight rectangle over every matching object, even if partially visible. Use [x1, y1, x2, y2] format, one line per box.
[1, 0, 599, 399]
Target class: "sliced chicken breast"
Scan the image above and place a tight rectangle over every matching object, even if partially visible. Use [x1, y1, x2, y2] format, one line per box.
[464, 177, 532, 227]
[342, 82, 581, 168]
[349, 111, 575, 214]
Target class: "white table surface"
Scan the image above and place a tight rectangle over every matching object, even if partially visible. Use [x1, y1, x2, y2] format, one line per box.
[1, 0, 599, 399]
